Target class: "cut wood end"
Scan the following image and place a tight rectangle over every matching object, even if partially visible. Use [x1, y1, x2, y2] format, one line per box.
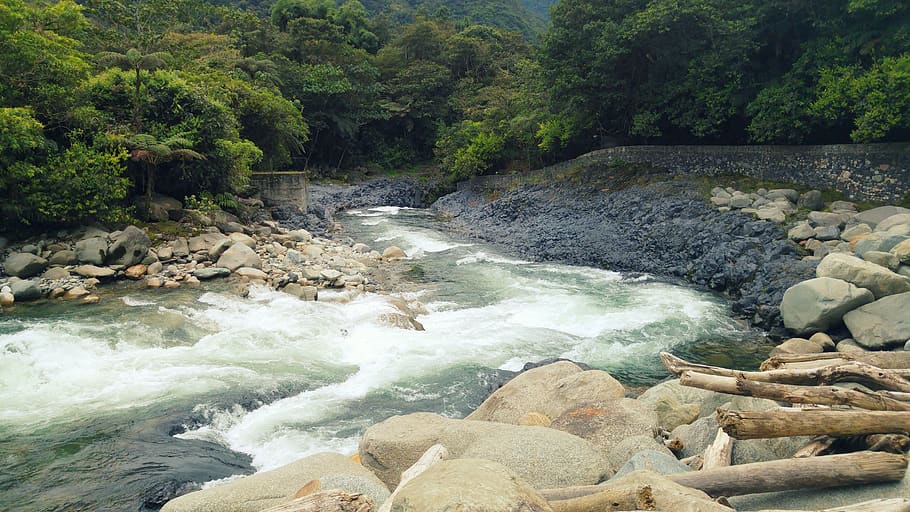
[294, 479, 321, 499]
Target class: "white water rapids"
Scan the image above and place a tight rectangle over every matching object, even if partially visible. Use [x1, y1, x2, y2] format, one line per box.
[0, 207, 766, 510]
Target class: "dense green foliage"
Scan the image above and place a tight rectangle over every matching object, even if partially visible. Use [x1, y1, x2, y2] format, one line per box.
[1, 0, 908, 227]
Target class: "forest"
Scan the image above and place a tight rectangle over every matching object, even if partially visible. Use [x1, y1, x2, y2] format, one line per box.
[1, 0, 908, 226]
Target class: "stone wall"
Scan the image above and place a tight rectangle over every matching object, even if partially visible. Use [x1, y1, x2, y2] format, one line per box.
[250, 172, 309, 208]
[459, 144, 910, 203]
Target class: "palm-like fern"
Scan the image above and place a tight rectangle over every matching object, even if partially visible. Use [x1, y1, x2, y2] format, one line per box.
[116, 133, 204, 215]
[96, 49, 171, 132]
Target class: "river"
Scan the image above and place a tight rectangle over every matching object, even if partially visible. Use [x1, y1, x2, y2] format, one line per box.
[0, 207, 770, 511]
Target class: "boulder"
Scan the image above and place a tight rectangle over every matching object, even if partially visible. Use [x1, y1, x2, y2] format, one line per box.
[194, 267, 231, 280]
[797, 190, 824, 210]
[852, 206, 910, 228]
[106, 226, 151, 267]
[766, 189, 799, 203]
[320, 269, 342, 282]
[891, 239, 910, 264]
[62, 287, 90, 300]
[816, 253, 910, 299]
[3, 253, 48, 278]
[175, 237, 192, 258]
[755, 205, 786, 223]
[836, 338, 866, 353]
[216, 244, 261, 271]
[877, 213, 910, 232]
[606, 434, 674, 471]
[125, 264, 147, 280]
[228, 232, 256, 249]
[809, 332, 836, 350]
[466, 361, 625, 424]
[710, 196, 730, 207]
[42, 267, 70, 280]
[864, 250, 900, 271]
[808, 211, 848, 228]
[650, 394, 700, 430]
[779, 277, 874, 334]
[854, 233, 909, 257]
[147, 261, 164, 275]
[813, 225, 840, 241]
[0, 291, 13, 306]
[48, 250, 77, 266]
[770, 337, 825, 355]
[287, 229, 312, 242]
[729, 195, 752, 209]
[10, 279, 41, 301]
[671, 416, 718, 459]
[390, 459, 552, 512]
[787, 222, 815, 242]
[359, 412, 610, 490]
[843, 292, 910, 349]
[612, 450, 692, 479]
[637, 378, 727, 418]
[841, 223, 872, 241]
[351, 243, 371, 253]
[601, 470, 730, 512]
[550, 400, 659, 456]
[830, 200, 857, 212]
[161, 452, 389, 512]
[208, 239, 233, 260]
[74, 265, 116, 278]
[218, 221, 245, 234]
[382, 246, 407, 259]
[234, 267, 268, 280]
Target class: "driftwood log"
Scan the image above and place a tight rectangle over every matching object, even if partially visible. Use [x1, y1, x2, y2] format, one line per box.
[702, 428, 733, 469]
[754, 498, 910, 512]
[260, 490, 374, 512]
[717, 408, 910, 439]
[548, 485, 655, 512]
[678, 371, 910, 411]
[660, 352, 910, 391]
[540, 451, 907, 501]
[761, 352, 910, 371]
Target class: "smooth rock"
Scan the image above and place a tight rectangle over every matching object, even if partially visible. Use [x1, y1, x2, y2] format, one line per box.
[4, 253, 48, 278]
[147, 261, 163, 275]
[843, 292, 910, 349]
[797, 190, 824, 210]
[62, 287, 89, 300]
[48, 250, 77, 266]
[218, 221, 245, 234]
[74, 265, 116, 278]
[853, 206, 910, 228]
[320, 269, 342, 281]
[351, 243, 371, 253]
[836, 338, 866, 353]
[157, 247, 174, 260]
[81, 294, 101, 304]
[877, 213, 910, 232]
[287, 229, 312, 242]
[161, 452, 389, 512]
[808, 332, 835, 350]
[755, 205, 785, 223]
[106, 226, 151, 267]
[216, 244, 261, 271]
[770, 337, 824, 355]
[766, 189, 799, 203]
[637, 379, 727, 418]
[606, 434, 674, 471]
[671, 416, 718, 459]
[808, 211, 848, 228]
[864, 250, 900, 271]
[466, 361, 625, 424]
[549, 399, 659, 456]
[603, 470, 730, 512]
[780, 277, 874, 334]
[651, 394, 700, 430]
[854, 233, 910, 257]
[359, 412, 610, 490]
[787, 222, 815, 242]
[729, 195, 752, 209]
[10, 279, 41, 301]
[813, 225, 840, 241]
[841, 223, 872, 241]
[390, 459, 552, 512]
[517, 412, 552, 427]
[42, 267, 71, 280]
[173, 237, 190, 258]
[891, 239, 910, 264]
[613, 449, 692, 479]
[711, 196, 730, 207]
[146, 277, 163, 288]
[194, 267, 231, 280]
[208, 239, 232, 260]
[234, 267, 268, 280]
[816, 253, 910, 299]
[382, 246, 407, 259]
[228, 232, 256, 249]
[830, 200, 857, 212]
[0, 292, 13, 306]
[125, 264, 147, 280]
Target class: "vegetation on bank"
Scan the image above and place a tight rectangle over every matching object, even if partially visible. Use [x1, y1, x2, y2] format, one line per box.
[1, 0, 908, 228]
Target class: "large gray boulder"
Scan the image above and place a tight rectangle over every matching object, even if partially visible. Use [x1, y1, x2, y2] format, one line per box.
[797, 190, 824, 210]
[852, 206, 910, 228]
[466, 361, 625, 424]
[106, 226, 151, 267]
[843, 292, 910, 349]
[606, 434, 674, 471]
[549, 399, 659, 457]
[390, 459, 552, 512]
[216, 243, 261, 271]
[854, 233, 909, 257]
[877, 213, 910, 232]
[48, 250, 77, 266]
[161, 452, 388, 512]
[816, 253, 910, 299]
[9, 278, 41, 301]
[359, 412, 610, 490]
[637, 378, 727, 418]
[613, 450, 692, 479]
[779, 277, 874, 334]
[3, 252, 48, 278]
[74, 265, 116, 278]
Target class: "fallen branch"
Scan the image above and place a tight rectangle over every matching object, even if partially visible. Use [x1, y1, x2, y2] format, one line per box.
[717, 408, 910, 439]
[793, 436, 836, 458]
[702, 428, 733, 469]
[761, 352, 910, 371]
[549, 485, 655, 512]
[660, 352, 910, 391]
[678, 371, 910, 411]
[753, 498, 910, 512]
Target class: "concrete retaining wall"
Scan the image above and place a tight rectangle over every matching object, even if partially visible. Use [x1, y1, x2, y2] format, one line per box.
[250, 173, 309, 208]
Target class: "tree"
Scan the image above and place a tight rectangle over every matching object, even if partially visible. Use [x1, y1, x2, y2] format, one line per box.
[96, 48, 171, 132]
[116, 133, 204, 214]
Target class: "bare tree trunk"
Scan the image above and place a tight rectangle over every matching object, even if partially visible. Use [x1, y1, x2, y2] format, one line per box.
[751, 498, 910, 512]
[761, 352, 910, 371]
[717, 408, 910, 439]
[678, 371, 910, 411]
[660, 352, 910, 391]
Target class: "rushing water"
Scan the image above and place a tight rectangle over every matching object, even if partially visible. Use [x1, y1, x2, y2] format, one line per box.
[0, 207, 771, 511]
